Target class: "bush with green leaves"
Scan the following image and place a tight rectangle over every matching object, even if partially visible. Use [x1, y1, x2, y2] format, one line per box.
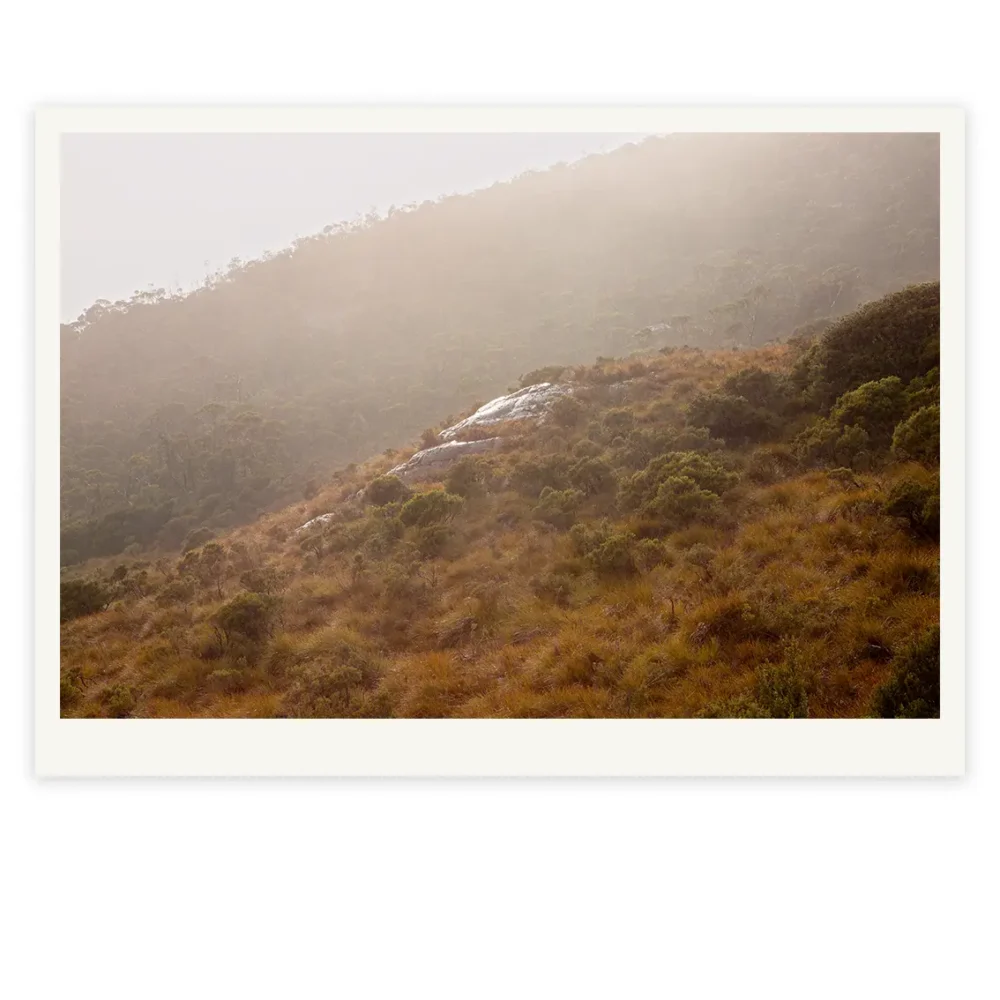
[687, 390, 779, 446]
[444, 456, 490, 498]
[892, 404, 939, 464]
[828, 376, 906, 449]
[60, 578, 112, 623]
[903, 366, 939, 414]
[883, 474, 940, 540]
[399, 489, 464, 528]
[642, 476, 722, 529]
[794, 417, 871, 470]
[601, 408, 635, 438]
[364, 474, 411, 507]
[532, 487, 584, 530]
[567, 456, 616, 497]
[701, 660, 808, 718]
[805, 281, 939, 407]
[549, 394, 585, 428]
[509, 456, 570, 498]
[212, 592, 279, 662]
[570, 521, 637, 576]
[618, 451, 738, 519]
[871, 627, 939, 718]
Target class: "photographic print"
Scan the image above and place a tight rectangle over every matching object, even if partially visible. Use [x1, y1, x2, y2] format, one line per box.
[36, 107, 964, 775]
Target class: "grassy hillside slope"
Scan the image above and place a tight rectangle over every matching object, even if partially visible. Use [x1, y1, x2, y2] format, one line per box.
[60, 283, 941, 719]
[60, 132, 939, 565]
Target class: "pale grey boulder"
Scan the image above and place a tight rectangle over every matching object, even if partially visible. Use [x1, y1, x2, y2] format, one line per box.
[438, 383, 573, 441]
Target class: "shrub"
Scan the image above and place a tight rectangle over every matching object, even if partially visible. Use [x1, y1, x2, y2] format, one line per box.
[364, 475, 411, 506]
[618, 451, 738, 513]
[687, 391, 779, 445]
[399, 489, 464, 528]
[568, 457, 616, 497]
[549, 395, 584, 428]
[601, 408, 635, 438]
[415, 523, 452, 558]
[532, 487, 584, 530]
[794, 417, 871, 470]
[104, 683, 136, 718]
[509, 456, 570, 498]
[239, 566, 285, 596]
[213, 592, 279, 661]
[570, 523, 638, 576]
[753, 661, 809, 718]
[892, 404, 940, 464]
[871, 627, 940, 718]
[642, 475, 721, 529]
[60, 578, 112, 622]
[444, 457, 490, 498]
[883, 475, 940, 540]
[829, 376, 906, 449]
[807, 281, 940, 406]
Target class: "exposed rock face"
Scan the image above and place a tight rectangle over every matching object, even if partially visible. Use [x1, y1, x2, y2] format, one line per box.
[438, 382, 573, 441]
[294, 512, 337, 534]
[387, 438, 502, 483]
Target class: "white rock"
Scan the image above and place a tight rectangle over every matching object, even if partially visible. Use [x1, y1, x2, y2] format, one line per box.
[438, 383, 573, 441]
[387, 438, 502, 483]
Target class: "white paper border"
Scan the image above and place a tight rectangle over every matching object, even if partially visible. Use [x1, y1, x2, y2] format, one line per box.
[35, 105, 965, 776]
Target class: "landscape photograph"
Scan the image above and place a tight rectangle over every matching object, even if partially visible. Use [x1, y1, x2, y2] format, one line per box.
[57, 128, 942, 721]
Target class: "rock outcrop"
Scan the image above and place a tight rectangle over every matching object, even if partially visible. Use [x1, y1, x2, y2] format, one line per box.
[438, 382, 573, 441]
[387, 437, 502, 483]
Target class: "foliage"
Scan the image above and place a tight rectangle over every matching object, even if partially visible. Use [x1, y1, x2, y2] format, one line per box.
[883, 474, 940, 540]
[871, 627, 940, 718]
[532, 487, 584, 529]
[60, 578, 112, 622]
[399, 490, 465, 528]
[804, 281, 940, 407]
[364, 475, 410, 506]
[892, 405, 940, 464]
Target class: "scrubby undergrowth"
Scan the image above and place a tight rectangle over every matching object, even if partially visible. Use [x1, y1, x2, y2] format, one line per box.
[61, 284, 940, 719]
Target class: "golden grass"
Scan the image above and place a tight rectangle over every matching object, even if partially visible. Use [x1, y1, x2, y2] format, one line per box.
[60, 342, 938, 720]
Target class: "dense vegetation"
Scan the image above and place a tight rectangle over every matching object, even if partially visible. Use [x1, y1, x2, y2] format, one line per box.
[60, 132, 939, 564]
[61, 282, 940, 719]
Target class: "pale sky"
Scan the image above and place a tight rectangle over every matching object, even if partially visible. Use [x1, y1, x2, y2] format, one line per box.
[60, 132, 648, 322]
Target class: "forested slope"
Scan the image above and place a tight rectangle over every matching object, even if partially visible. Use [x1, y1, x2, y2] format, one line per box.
[61, 283, 941, 720]
[61, 132, 940, 564]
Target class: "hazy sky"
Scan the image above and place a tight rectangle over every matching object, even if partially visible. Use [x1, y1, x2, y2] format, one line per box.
[60, 132, 648, 321]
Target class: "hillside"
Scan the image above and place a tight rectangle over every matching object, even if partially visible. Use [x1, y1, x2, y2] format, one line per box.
[60, 282, 941, 719]
[60, 132, 940, 566]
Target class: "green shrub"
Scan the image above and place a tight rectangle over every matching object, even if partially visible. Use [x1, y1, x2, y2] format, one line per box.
[104, 683, 136, 718]
[213, 592, 279, 662]
[643, 475, 722, 528]
[60, 578, 112, 622]
[509, 456, 570, 498]
[829, 376, 906, 449]
[570, 522, 637, 576]
[871, 627, 939, 718]
[687, 391, 779, 445]
[399, 489, 464, 528]
[807, 281, 940, 406]
[532, 487, 584, 530]
[618, 451, 738, 513]
[601, 408, 635, 438]
[568, 457, 616, 497]
[444, 457, 491, 498]
[883, 475, 940, 540]
[364, 475, 411, 506]
[892, 404, 940, 464]
[549, 395, 585, 428]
